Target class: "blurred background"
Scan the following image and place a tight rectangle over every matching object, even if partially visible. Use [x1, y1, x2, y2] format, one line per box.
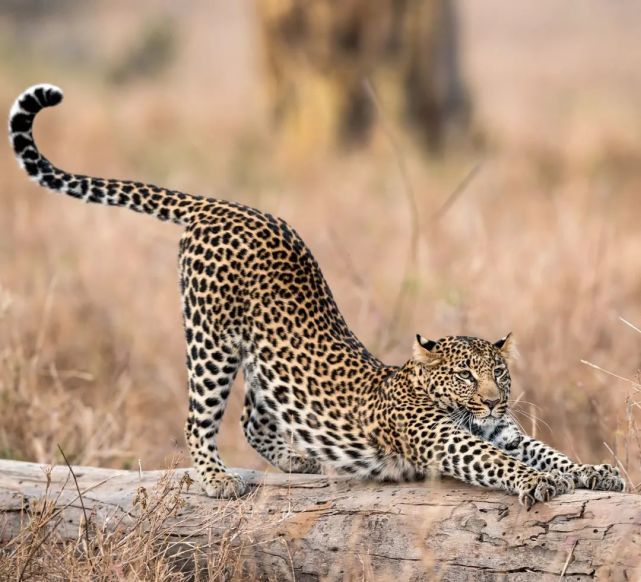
[0, 0, 640, 486]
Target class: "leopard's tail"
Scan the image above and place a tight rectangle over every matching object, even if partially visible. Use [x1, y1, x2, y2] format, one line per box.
[9, 84, 207, 226]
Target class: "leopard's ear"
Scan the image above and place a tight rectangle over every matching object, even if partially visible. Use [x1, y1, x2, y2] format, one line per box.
[413, 334, 441, 365]
[494, 332, 519, 364]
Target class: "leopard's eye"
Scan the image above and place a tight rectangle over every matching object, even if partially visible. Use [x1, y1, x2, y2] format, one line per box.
[494, 366, 508, 380]
[456, 370, 474, 382]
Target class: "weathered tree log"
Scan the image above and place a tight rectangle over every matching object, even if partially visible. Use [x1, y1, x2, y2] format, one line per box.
[1, 459, 640, 580]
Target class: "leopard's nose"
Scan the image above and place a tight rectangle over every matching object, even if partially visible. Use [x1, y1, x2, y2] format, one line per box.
[482, 398, 500, 410]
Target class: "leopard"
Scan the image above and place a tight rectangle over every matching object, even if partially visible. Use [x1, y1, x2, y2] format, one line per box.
[9, 84, 624, 508]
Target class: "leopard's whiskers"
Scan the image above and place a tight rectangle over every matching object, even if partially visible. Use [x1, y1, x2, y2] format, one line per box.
[511, 407, 553, 433]
[508, 399, 543, 410]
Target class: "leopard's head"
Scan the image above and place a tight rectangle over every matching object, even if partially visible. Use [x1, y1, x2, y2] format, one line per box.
[411, 334, 518, 419]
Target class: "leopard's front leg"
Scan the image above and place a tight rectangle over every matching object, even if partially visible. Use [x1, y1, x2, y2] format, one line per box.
[514, 436, 624, 492]
[405, 419, 573, 508]
[471, 416, 625, 492]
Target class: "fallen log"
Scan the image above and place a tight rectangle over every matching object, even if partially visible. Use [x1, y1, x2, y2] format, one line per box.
[1, 459, 640, 580]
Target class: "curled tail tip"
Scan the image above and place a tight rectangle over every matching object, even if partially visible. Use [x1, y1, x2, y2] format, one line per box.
[9, 84, 63, 173]
[9, 83, 64, 127]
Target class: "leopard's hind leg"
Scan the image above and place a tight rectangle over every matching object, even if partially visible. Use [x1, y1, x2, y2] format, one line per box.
[240, 389, 321, 474]
[180, 232, 247, 496]
[184, 333, 246, 497]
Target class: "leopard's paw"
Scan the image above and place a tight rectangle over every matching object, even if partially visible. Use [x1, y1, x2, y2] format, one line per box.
[569, 464, 625, 492]
[200, 472, 247, 498]
[548, 470, 575, 495]
[281, 454, 323, 474]
[518, 473, 563, 509]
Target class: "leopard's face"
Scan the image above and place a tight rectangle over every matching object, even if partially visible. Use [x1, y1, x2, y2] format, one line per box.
[412, 334, 517, 419]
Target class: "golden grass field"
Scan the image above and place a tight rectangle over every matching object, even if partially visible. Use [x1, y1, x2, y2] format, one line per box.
[1, 0, 641, 578]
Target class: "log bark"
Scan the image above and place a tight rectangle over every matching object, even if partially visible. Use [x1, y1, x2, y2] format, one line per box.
[1, 459, 640, 581]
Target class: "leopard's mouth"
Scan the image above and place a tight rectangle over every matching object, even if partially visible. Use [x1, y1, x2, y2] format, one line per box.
[471, 407, 505, 420]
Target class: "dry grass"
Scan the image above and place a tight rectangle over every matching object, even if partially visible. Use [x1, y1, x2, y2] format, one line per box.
[1, 0, 641, 578]
[0, 462, 266, 581]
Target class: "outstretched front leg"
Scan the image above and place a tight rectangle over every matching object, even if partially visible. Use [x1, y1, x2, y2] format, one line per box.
[402, 416, 574, 508]
[470, 416, 625, 492]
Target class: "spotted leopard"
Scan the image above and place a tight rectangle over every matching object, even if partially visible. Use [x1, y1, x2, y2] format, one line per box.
[9, 84, 624, 507]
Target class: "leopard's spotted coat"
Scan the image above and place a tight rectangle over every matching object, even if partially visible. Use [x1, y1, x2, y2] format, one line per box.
[9, 84, 624, 506]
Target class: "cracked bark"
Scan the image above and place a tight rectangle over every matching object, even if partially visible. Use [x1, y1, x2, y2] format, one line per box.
[1, 460, 640, 581]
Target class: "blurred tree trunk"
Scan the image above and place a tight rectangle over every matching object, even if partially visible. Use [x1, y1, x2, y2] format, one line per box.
[256, 0, 470, 154]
